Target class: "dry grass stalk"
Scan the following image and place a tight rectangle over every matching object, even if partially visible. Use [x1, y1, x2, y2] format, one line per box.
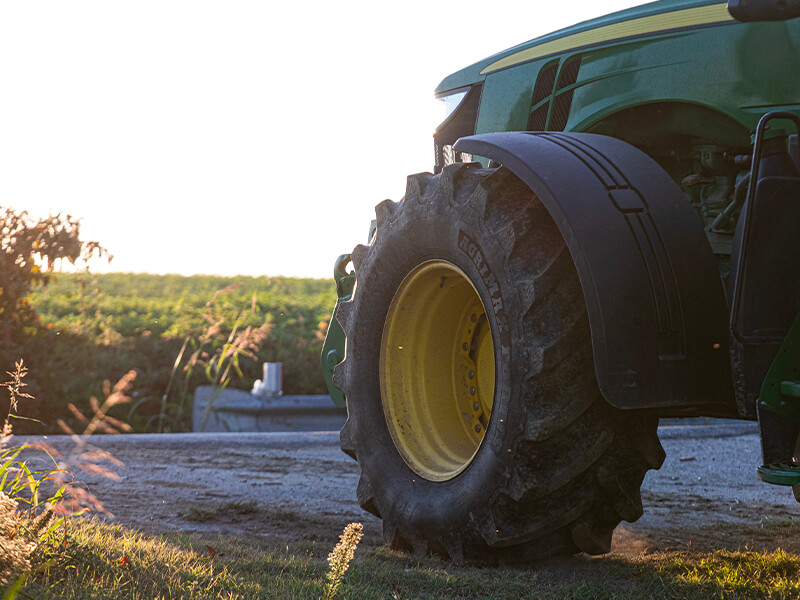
[49, 370, 135, 516]
[323, 522, 364, 600]
[2, 360, 132, 517]
[190, 285, 271, 432]
[1, 362, 33, 452]
[0, 491, 36, 585]
[0, 362, 58, 585]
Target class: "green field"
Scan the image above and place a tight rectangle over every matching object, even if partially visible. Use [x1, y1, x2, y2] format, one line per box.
[7, 272, 336, 434]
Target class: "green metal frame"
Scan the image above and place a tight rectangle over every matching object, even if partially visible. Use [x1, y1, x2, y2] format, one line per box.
[320, 254, 355, 408]
[757, 312, 800, 486]
[759, 313, 800, 422]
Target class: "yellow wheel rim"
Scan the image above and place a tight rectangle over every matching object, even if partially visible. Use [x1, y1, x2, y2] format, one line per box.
[380, 260, 495, 481]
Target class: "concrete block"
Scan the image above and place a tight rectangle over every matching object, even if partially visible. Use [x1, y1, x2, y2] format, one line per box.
[192, 386, 346, 433]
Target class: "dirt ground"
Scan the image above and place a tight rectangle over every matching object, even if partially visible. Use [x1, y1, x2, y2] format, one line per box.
[19, 423, 800, 555]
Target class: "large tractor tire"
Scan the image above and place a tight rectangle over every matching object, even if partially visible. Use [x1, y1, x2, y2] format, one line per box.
[333, 163, 665, 563]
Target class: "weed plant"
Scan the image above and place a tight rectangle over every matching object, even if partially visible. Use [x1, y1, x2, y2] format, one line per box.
[127, 282, 271, 432]
[324, 522, 364, 600]
[0, 360, 134, 593]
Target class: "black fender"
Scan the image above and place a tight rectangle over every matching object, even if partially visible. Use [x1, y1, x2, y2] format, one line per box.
[455, 131, 733, 410]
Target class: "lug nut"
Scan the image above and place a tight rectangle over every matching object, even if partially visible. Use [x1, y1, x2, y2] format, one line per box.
[462, 343, 469, 351]
[474, 424, 481, 433]
[472, 401, 480, 411]
[470, 386, 476, 395]
[468, 370, 475, 379]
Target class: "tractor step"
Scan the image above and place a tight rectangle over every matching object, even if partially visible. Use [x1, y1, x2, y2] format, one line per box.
[758, 461, 800, 486]
[781, 380, 800, 398]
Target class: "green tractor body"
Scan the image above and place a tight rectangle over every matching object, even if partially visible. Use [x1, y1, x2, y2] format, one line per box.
[321, 0, 800, 562]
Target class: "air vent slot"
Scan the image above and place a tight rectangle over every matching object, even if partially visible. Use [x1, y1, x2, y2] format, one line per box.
[527, 62, 558, 131]
[556, 58, 581, 91]
[549, 58, 582, 131]
[528, 105, 549, 131]
[532, 63, 558, 105]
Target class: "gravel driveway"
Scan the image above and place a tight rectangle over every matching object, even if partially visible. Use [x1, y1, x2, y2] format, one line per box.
[18, 422, 800, 555]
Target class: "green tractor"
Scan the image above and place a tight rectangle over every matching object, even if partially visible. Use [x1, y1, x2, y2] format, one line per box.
[321, 0, 800, 562]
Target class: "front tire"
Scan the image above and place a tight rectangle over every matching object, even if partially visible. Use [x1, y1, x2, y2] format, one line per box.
[333, 163, 664, 562]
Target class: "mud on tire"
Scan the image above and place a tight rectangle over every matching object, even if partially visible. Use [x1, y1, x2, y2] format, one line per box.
[333, 163, 665, 563]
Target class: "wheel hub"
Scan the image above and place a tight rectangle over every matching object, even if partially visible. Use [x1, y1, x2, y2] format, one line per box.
[380, 260, 495, 481]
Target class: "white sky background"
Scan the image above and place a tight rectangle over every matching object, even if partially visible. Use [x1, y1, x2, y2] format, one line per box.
[0, 0, 641, 279]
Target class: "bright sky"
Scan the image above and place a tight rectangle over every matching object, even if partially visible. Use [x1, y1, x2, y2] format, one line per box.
[0, 0, 642, 279]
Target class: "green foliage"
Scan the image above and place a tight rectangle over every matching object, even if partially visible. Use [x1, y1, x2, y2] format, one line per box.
[0, 208, 109, 436]
[0, 208, 105, 339]
[14, 272, 336, 433]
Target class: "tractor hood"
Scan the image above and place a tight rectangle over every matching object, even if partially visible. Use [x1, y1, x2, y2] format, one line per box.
[435, 0, 734, 94]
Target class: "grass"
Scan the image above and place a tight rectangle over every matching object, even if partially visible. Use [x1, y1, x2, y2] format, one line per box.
[655, 549, 800, 598]
[14, 519, 800, 599]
